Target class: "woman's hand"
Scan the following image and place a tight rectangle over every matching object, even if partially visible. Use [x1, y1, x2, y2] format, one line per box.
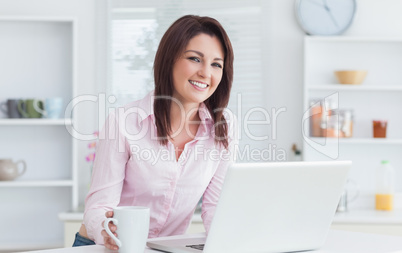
[101, 211, 119, 250]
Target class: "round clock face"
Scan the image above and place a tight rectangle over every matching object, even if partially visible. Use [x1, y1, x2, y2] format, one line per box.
[295, 0, 356, 35]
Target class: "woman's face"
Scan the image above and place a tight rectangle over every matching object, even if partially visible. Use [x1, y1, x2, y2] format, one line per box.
[172, 33, 224, 106]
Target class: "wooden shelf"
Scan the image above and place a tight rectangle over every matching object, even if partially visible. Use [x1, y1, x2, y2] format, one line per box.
[0, 118, 72, 125]
[0, 180, 74, 187]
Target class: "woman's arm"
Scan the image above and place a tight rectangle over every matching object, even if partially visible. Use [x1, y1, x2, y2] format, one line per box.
[83, 112, 130, 244]
[201, 112, 238, 232]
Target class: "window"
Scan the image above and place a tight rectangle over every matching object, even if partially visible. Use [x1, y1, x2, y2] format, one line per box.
[100, 0, 272, 160]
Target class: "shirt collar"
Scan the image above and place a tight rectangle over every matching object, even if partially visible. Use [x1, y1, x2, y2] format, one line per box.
[198, 102, 213, 123]
[137, 91, 155, 124]
[196, 102, 214, 138]
[138, 90, 213, 125]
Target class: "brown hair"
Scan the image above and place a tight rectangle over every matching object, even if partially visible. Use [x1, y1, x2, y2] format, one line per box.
[153, 15, 234, 149]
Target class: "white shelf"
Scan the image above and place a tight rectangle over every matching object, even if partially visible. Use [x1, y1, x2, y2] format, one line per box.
[0, 180, 74, 187]
[309, 138, 402, 145]
[0, 16, 77, 22]
[308, 85, 402, 91]
[305, 36, 402, 43]
[0, 118, 72, 125]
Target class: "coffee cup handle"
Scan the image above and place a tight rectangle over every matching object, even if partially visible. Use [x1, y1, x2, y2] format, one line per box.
[33, 100, 46, 116]
[104, 218, 122, 247]
[17, 101, 29, 118]
[16, 160, 27, 177]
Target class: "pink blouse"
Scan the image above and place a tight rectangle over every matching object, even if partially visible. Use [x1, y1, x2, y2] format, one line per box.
[83, 91, 237, 244]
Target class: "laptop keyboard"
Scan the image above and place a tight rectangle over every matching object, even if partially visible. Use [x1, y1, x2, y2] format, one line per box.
[186, 244, 205, 250]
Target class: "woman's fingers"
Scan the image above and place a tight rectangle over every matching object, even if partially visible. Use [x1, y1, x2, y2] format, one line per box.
[103, 220, 117, 232]
[106, 211, 114, 218]
[101, 229, 119, 250]
[103, 211, 117, 232]
[102, 210, 118, 250]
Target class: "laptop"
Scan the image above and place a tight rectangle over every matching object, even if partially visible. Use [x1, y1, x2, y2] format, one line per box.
[147, 161, 351, 253]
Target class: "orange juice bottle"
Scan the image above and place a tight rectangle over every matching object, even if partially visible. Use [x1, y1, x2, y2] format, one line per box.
[375, 160, 395, 211]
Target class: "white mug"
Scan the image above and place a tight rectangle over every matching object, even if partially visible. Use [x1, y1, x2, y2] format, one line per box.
[104, 206, 150, 253]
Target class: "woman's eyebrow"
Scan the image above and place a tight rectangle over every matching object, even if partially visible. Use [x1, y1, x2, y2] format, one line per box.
[184, 50, 224, 62]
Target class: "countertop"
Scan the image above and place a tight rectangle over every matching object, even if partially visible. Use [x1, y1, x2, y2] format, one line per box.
[333, 209, 402, 224]
[22, 230, 402, 253]
[59, 209, 402, 225]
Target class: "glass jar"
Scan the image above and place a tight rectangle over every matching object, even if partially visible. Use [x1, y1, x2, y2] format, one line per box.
[325, 112, 340, 138]
[309, 98, 336, 137]
[340, 109, 354, 138]
[373, 120, 387, 138]
[309, 99, 323, 137]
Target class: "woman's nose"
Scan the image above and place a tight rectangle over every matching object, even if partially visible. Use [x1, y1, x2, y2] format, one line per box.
[198, 64, 211, 78]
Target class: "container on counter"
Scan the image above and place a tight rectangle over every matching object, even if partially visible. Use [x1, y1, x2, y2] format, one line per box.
[309, 99, 335, 137]
[375, 160, 395, 211]
[309, 99, 323, 137]
[373, 120, 387, 138]
[340, 109, 353, 138]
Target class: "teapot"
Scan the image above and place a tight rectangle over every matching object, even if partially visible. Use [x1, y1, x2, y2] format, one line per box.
[0, 159, 27, 181]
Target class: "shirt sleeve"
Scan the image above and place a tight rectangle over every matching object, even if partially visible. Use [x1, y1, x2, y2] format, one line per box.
[83, 112, 130, 244]
[201, 112, 238, 233]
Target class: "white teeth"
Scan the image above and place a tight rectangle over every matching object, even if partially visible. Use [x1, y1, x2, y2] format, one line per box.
[190, 80, 208, 89]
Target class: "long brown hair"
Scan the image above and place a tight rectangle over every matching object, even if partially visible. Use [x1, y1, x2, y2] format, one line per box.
[153, 15, 234, 149]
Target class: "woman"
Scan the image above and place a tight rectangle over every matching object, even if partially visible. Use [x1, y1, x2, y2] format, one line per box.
[73, 15, 236, 250]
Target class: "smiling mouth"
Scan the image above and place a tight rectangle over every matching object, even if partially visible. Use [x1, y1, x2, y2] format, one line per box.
[189, 80, 208, 89]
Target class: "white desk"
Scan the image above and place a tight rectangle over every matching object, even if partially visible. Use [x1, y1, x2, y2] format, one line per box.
[58, 209, 402, 247]
[24, 230, 402, 253]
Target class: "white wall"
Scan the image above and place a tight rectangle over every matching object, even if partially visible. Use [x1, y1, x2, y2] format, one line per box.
[264, 0, 305, 159]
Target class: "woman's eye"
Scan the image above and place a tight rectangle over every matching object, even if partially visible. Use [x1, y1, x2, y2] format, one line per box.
[188, 57, 201, 62]
[212, 63, 223, 69]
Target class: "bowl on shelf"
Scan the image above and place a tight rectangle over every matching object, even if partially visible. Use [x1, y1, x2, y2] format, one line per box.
[334, 70, 368, 85]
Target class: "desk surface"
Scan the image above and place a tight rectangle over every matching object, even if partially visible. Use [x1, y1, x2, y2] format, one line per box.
[59, 209, 402, 224]
[25, 230, 402, 253]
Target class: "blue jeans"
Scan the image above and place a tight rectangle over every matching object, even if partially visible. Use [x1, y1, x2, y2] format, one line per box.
[72, 232, 96, 247]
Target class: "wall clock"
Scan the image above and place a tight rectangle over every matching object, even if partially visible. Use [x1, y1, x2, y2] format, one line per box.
[295, 0, 357, 35]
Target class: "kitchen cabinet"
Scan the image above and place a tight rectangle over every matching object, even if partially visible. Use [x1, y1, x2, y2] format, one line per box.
[0, 17, 78, 251]
[302, 36, 402, 204]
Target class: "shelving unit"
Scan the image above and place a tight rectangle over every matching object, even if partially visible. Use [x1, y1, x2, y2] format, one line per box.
[308, 85, 402, 91]
[0, 118, 73, 125]
[0, 17, 78, 250]
[0, 180, 74, 187]
[302, 36, 402, 201]
[309, 137, 402, 145]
